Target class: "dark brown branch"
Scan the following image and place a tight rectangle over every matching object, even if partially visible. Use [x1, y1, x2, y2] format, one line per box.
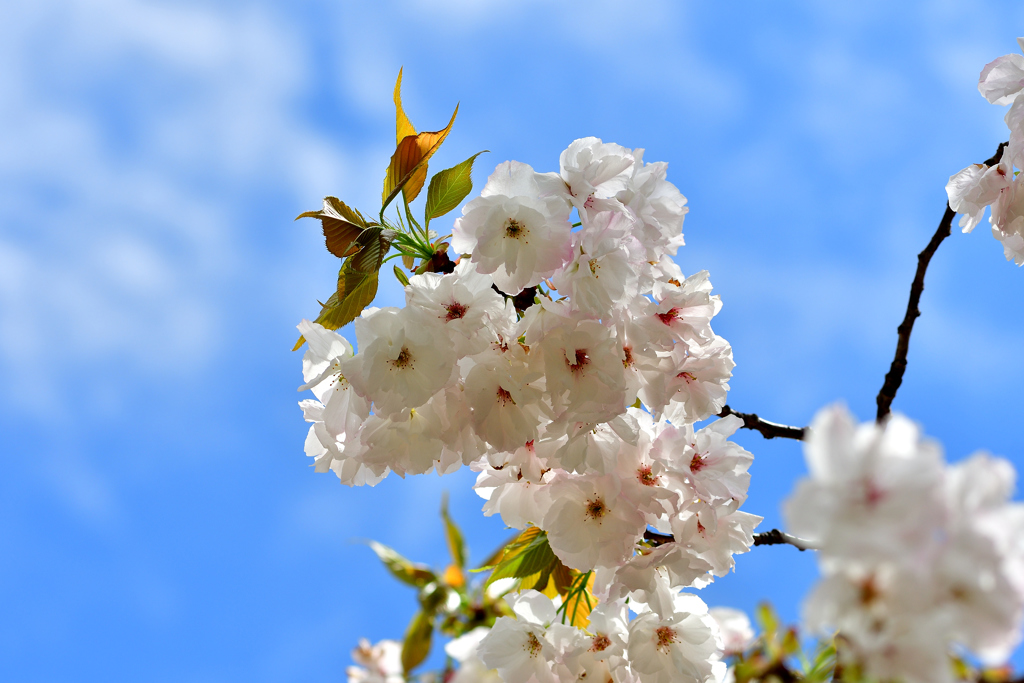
[875, 141, 1008, 422]
[643, 528, 815, 551]
[717, 405, 807, 441]
[751, 528, 814, 551]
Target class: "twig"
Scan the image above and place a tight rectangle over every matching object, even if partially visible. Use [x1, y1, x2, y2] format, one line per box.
[643, 528, 816, 551]
[875, 141, 1008, 422]
[717, 405, 806, 441]
[751, 528, 815, 551]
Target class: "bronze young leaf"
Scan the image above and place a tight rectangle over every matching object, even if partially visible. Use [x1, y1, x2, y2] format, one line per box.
[295, 196, 369, 259]
[381, 105, 459, 213]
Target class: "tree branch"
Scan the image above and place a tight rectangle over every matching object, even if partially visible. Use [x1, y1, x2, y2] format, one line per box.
[875, 141, 1008, 422]
[717, 405, 807, 441]
[751, 528, 815, 551]
[643, 528, 816, 551]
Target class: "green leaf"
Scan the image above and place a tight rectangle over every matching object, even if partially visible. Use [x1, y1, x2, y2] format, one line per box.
[335, 268, 379, 326]
[803, 640, 837, 682]
[473, 531, 521, 573]
[485, 526, 559, 587]
[780, 627, 800, 657]
[367, 540, 437, 588]
[393, 265, 411, 287]
[401, 610, 433, 674]
[440, 494, 466, 569]
[424, 151, 486, 223]
[293, 227, 393, 349]
[756, 602, 779, 642]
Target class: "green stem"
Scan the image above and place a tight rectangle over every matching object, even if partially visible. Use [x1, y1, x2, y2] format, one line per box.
[404, 196, 431, 245]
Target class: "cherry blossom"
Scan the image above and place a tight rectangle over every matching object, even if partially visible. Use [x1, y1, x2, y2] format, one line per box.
[296, 114, 1024, 682]
[453, 160, 573, 294]
[626, 594, 724, 683]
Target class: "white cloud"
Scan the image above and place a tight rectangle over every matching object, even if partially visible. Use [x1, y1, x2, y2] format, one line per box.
[0, 0, 351, 409]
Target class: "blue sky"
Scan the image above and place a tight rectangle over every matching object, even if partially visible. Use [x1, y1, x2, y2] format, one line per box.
[2, 0, 1024, 680]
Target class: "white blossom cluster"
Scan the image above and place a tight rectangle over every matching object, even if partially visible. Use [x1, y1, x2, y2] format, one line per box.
[785, 405, 1024, 683]
[346, 638, 404, 683]
[345, 603, 753, 683]
[299, 138, 762, 682]
[947, 37, 1024, 264]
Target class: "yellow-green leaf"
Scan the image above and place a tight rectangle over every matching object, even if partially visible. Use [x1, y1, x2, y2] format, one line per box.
[440, 493, 467, 569]
[473, 531, 521, 573]
[561, 572, 596, 629]
[424, 151, 487, 223]
[292, 289, 341, 351]
[367, 541, 437, 588]
[401, 610, 433, 674]
[393, 68, 417, 146]
[382, 105, 459, 210]
[781, 627, 800, 657]
[393, 265, 410, 287]
[757, 602, 779, 640]
[517, 568, 558, 596]
[335, 269, 379, 327]
[485, 526, 558, 587]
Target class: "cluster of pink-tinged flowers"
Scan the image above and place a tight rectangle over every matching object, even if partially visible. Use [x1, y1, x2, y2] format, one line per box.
[299, 138, 761, 682]
[947, 36, 1024, 264]
[302, 131, 1024, 683]
[786, 406, 1024, 683]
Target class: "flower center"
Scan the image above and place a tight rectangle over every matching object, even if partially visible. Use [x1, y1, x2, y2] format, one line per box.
[654, 626, 678, 654]
[859, 576, 881, 605]
[863, 479, 885, 507]
[524, 632, 543, 657]
[677, 371, 696, 384]
[690, 453, 707, 472]
[588, 258, 599, 276]
[656, 307, 680, 325]
[444, 301, 467, 321]
[637, 464, 659, 486]
[567, 349, 590, 376]
[622, 345, 634, 368]
[590, 634, 611, 652]
[389, 347, 413, 370]
[505, 218, 525, 239]
[585, 497, 607, 521]
[496, 387, 516, 406]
